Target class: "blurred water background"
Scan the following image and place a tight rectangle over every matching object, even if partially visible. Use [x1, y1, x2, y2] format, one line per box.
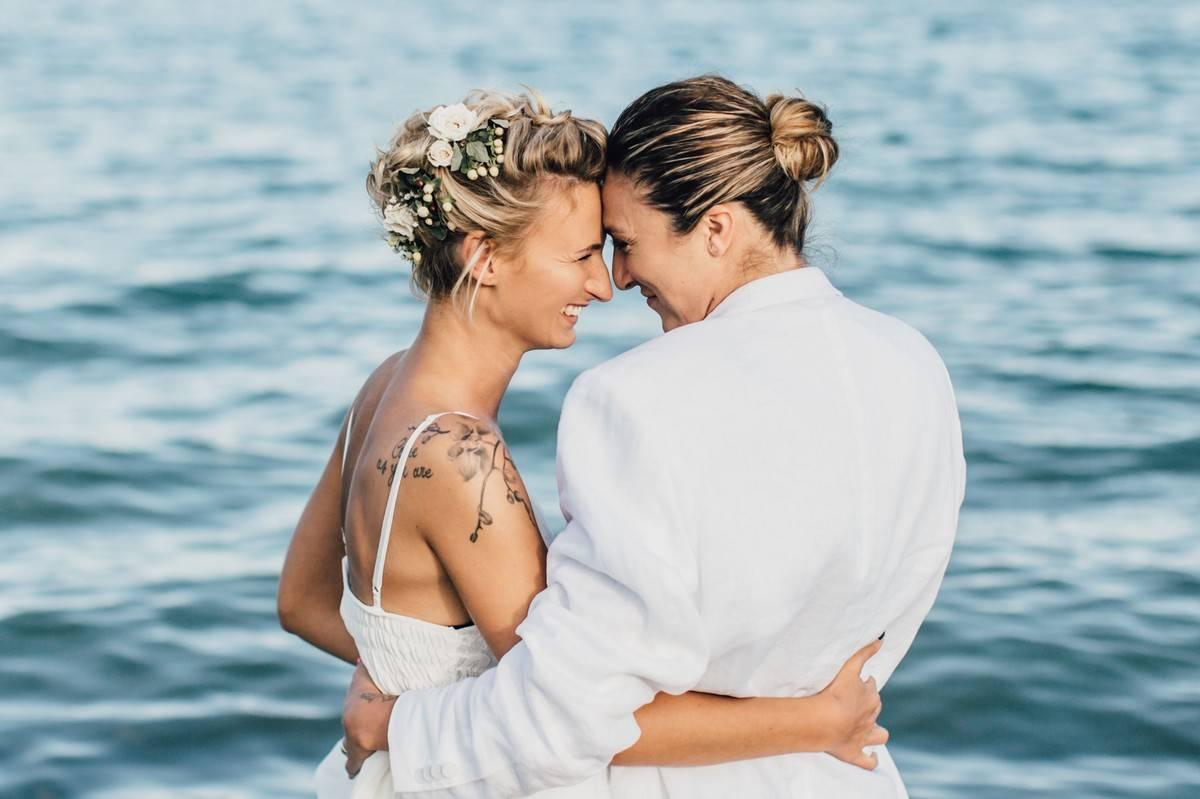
[2, 1, 1198, 797]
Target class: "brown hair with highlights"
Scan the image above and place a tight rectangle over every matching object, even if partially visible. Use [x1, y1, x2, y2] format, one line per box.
[607, 75, 838, 256]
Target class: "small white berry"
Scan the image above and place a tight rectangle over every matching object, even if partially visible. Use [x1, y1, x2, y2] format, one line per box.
[412, 251, 422, 264]
[493, 140, 504, 153]
[496, 154, 504, 164]
[467, 168, 478, 180]
[424, 217, 433, 225]
[416, 205, 429, 218]
[442, 201, 453, 212]
[488, 166, 499, 177]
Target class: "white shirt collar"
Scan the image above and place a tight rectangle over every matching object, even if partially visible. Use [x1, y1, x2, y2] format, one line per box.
[706, 266, 842, 321]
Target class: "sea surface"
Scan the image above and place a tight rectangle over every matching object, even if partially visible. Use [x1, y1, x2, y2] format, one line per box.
[2, 2, 1198, 797]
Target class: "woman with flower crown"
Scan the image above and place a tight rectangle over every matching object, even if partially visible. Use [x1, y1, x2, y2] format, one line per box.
[278, 88, 887, 798]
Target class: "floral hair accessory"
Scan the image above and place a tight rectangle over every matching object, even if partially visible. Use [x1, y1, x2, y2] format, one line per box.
[382, 103, 509, 265]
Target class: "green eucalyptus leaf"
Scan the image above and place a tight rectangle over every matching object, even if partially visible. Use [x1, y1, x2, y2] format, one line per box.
[450, 146, 463, 171]
[466, 141, 489, 162]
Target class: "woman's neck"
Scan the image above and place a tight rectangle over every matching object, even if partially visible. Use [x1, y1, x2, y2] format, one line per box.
[401, 300, 524, 420]
[707, 248, 806, 317]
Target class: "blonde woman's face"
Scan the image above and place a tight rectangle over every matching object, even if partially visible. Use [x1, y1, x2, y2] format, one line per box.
[601, 170, 713, 332]
[492, 181, 611, 350]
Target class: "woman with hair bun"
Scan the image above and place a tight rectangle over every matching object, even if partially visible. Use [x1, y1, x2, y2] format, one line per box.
[602, 75, 841, 332]
[279, 85, 890, 798]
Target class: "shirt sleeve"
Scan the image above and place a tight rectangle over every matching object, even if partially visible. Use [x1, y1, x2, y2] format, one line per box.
[385, 368, 711, 797]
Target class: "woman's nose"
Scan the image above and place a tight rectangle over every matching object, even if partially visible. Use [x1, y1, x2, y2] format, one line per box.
[588, 256, 614, 302]
[610, 253, 632, 292]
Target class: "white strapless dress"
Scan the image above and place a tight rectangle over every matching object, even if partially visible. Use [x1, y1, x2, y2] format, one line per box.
[315, 410, 610, 798]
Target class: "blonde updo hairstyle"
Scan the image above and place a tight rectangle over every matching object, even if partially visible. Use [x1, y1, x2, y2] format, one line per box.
[607, 75, 838, 257]
[367, 88, 607, 311]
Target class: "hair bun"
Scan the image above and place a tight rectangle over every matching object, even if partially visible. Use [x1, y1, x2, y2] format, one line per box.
[765, 94, 838, 186]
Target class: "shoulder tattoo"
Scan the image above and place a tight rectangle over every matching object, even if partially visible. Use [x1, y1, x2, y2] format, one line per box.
[373, 419, 536, 542]
[445, 421, 538, 543]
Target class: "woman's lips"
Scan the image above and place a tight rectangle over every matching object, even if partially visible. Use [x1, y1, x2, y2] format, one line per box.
[561, 303, 585, 324]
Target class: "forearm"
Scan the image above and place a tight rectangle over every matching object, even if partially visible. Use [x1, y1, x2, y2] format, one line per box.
[279, 604, 358, 664]
[613, 691, 833, 767]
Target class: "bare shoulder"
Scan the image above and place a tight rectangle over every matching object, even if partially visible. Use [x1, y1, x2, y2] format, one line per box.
[354, 350, 408, 406]
[405, 414, 540, 546]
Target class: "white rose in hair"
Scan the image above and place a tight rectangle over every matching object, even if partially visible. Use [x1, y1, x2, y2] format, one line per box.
[427, 139, 454, 168]
[427, 103, 478, 142]
[383, 202, 417, 239]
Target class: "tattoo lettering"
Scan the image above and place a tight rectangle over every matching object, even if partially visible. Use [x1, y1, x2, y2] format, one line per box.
[358, 690, 398, 704]
[376, 458, 398, 486]
[376, 422, 451, 487]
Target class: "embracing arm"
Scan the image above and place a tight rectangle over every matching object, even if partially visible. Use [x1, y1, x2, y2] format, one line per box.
[392, 416, 883, 770]
[616, 638, 886, 768]
[277, 406, 358, 664]
[344, 382, 883, 795]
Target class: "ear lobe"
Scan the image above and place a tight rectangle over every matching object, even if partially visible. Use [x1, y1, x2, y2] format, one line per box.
[473, 250, 500, 287]
[704, 204, 735, 258]
[468, 242, 496, 286]
[460, 234, 499, 286]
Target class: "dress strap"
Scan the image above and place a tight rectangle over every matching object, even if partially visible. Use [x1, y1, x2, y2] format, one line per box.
[341, 406, 355, 475]
[371, 410, 480, 606]
[339, 406, 356, 551]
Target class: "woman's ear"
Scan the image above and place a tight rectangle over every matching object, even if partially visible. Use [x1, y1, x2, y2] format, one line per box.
[459, 232, 499, 286]
[702, 203, 735, 258]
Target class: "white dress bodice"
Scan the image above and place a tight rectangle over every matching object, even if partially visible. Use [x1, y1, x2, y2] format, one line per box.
[337, 555, 498, 697]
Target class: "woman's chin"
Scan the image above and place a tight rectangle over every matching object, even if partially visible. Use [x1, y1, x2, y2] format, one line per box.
[528, 328, 577, 352]
[552, 328, 578, 349]
[548, 313, 580, 348]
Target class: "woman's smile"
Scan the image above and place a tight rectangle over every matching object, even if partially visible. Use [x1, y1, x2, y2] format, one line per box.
[561, 303, 586, 324]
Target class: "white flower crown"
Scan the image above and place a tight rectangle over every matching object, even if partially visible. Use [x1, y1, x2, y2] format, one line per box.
[382, 103, 509, 265]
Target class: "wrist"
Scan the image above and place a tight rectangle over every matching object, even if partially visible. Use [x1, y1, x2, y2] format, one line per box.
[370, 699, 394, 751]
[793, 692, 839, 753]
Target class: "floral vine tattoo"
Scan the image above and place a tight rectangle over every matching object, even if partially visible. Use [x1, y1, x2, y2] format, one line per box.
[445, 422, 537, 542]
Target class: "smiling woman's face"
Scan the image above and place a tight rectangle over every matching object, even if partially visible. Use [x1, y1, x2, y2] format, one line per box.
[490, 179, 612, 350]
[601, 170, 713, 332]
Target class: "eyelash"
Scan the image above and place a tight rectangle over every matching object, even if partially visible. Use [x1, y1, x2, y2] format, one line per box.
[612, 240, 630, 253]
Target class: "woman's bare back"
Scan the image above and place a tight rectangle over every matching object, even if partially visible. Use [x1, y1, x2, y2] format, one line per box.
[339, 350, 542, 631]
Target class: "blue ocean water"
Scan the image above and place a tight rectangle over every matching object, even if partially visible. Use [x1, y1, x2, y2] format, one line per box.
[2, 1, 1198, 796]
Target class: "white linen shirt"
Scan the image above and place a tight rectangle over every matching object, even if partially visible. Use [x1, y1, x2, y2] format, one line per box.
[385, 266, 967, 798]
